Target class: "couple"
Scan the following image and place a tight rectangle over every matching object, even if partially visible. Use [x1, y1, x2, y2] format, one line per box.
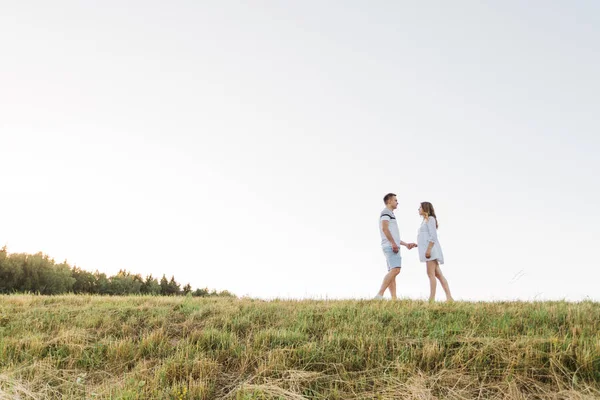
[374, 193, 454, 302]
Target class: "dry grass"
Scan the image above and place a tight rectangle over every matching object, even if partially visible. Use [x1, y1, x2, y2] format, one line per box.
[0, 295, 599, 399]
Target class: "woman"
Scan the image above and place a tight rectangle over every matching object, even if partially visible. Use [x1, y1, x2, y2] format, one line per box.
[417, 202, 454, 302]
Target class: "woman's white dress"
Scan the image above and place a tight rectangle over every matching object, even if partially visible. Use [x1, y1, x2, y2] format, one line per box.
[417, 217, 444, 264]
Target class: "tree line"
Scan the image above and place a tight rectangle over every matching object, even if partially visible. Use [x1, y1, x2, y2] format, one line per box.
[0, 247, 234, 297]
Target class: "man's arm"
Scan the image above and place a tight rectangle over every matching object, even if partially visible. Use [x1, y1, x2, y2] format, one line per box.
[382, 221, 412, 252]
[402, 241, 417, 249]
[381, 221, 400, 253]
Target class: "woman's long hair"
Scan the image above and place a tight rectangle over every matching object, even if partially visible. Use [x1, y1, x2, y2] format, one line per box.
[421, 202, 439, 228]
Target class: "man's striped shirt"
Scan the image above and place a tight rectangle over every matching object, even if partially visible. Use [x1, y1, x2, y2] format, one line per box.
[380, 208, 400, 248]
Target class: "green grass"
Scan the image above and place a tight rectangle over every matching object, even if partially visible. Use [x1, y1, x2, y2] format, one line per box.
[0, 295, 599, 399]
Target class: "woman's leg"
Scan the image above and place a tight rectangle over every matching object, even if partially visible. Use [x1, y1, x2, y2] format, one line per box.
[435, 263, 454, 301]
[426, 261, 437, 302]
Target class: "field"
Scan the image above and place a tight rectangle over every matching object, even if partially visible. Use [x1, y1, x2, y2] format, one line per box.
[0, 295, 599, 399]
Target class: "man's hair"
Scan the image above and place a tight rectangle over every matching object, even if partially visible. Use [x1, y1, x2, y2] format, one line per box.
[383, 193, 396, 204]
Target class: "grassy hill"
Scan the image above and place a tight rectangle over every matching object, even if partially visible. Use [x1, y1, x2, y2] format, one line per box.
[0, 295, 599, 399]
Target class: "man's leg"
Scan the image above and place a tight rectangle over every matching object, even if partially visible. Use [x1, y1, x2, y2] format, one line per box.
[377, 268, 400, 297]
[388, 277, 397, 299]
[376, 248, 401, 299]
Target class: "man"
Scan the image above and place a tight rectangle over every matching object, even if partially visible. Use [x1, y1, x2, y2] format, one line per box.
[374, 193, 415, 300]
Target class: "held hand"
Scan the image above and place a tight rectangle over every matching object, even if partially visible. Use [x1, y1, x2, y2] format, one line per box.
[409, 243, 418, 250]
[392, 244, 399, 253]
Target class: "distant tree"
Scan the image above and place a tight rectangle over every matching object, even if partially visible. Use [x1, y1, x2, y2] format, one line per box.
[0, 247, 14, 293]
[166, 276, 181, 296]
[42, 260, 75, 294]
[192, 288, 209, 297]
[183, 283, 192, 295]
[93, 271, 110, 295]
[9, 252, 75, 294]
[142, 274, 161, 295]
[17, 253, 38, 292]
[0, 252, 25, 293]
[72, 267, 96, 294]
[159, 274, 169, 295]
[0, 247, 235, 297]
[109, 270, 142, 295]
[132, 273, 144, 292]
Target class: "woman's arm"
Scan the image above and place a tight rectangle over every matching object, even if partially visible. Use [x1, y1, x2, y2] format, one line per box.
[426, 217, 438, 257]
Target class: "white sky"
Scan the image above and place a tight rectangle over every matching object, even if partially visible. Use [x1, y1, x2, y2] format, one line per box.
[1, 1, 599, 301]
